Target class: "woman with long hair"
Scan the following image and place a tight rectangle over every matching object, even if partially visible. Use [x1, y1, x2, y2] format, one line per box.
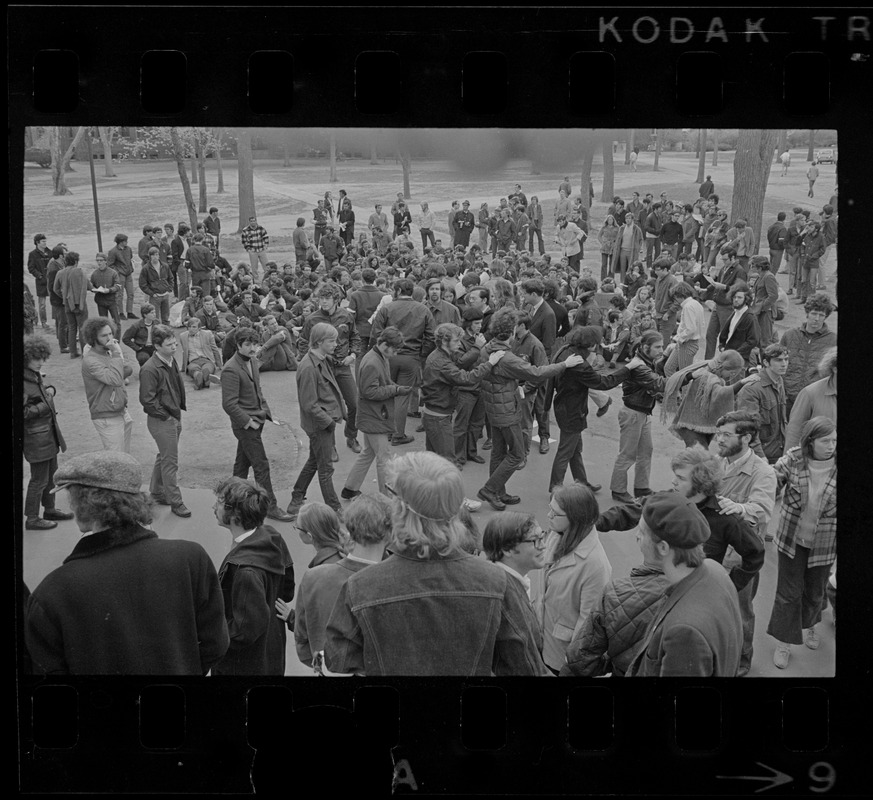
[623, 263, 649, 302]
[338, 198, 355, 246]
[660, 349, 751, 448]
[768, 417, 836, 669]
[294, 502, 348, 569]
[533, 483, 612, 674]
[598, 214, 619, 280]
[490, 278, 517, 311]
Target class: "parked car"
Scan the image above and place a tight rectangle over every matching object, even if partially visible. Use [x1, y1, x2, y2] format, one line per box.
[815, 148, 836, 165]
[25, 147, 52, 168]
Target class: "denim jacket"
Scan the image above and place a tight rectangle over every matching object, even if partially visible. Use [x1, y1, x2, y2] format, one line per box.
[322, 549, 549, 676]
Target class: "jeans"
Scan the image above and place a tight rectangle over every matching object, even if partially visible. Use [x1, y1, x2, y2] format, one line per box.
[116, 273, 135, 316]
[96, 300, 121, 328]
[704, 304, 733, 359]
[766, 547, 830, 645]
[345, 432, 392, 494]
[801, 264, 819, 300]
[291, 425, 340, 512]
[65, 308, 88, 355]
[232, 425, 277, 506]
[785, 253, 800, 292]
[36, 294, 48, 326]
[610, 407, 652, 494]
[52, 303, 68, 350]
[454, 391, 485, 464]
[177, 267, 190, 301]
[664, 339, 699, 377]
[548, 428, 589, 491]
[191, 274, 214, 298]
[657, 313, 677, 347]
[769, 249, 785, 273]
[529, 228, 545, 255]
[818, 244, 835, 286]
[420, 229, 436, 250]
[259, 339, 297, 371]
[25, 457, 58, 519]
[151, 295, 171, 325]
[422, 412, 455, 462]
[389, 354, 421, 438]
[736, 571, 760, 677]
[92, 410, 133, 453]
[482, 423, 525, 495]
[146, 415, 183, 507]
[333, 362, 358, 440]
[600, 252, 613, 280]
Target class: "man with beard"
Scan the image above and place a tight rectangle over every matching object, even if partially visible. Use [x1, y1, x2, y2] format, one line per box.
[713, 411, 777, 677]
[425, 278, 461, 327]
[718, 283, 759, 367]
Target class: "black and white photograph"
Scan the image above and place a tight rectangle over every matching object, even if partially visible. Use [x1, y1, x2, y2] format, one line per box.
[20, 125, 839, 679]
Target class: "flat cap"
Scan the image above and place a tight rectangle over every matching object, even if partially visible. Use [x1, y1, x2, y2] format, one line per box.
[51, 451, 143, 495]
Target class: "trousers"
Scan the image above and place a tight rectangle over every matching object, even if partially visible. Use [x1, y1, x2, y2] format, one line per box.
[232, 425, 277, 506]
[333, 362, 358, 440]
[766, 546, 829, 645]
[610, 407, 653, 494]
[146, 415, 183, 507]
[25, 457, 58, 519]
[736, 571, 760, 677]
[482, 423, 525, 495]
[664, 339, 699, 377]
[422, 412, 455, 462]
[92, 410, 133, 453]
[291, 425, 340, 512]
[389, 354, 421, 438]
[549, 428, 590, 491]
[454, 391, 485, 464]
[345, 431, 392, 494]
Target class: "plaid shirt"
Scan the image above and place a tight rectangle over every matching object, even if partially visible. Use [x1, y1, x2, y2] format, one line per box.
[773, 448, 836, 567]
[241, 225, 269, 252]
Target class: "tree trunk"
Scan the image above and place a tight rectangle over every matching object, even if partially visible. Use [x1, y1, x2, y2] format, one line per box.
[197, 137, 208, 212]
[329, 130, 338, 182]
[712, 129, 719, 167]
[214, 127, 225, 193]
[236, 128, 256, 233]
[579, 144, 595, 209]
[807, 130, 815, 161]
[369, 139, 378, 165]
[128, 126, 138, 143]
[25, 126, 34, 148]
[695, 129, 701, 159]
[98, 126, 116, 177]
[624, 131, 631, 165]
[50, 125, 86, 195]
[627, 129, 635, 165]
[282, 142, 291, 168]
[600, 136, 615, 202]
[696, 128, 707, 183]
[190, 153, 198, 184]
[653, 129, 663, 171]
[399, 150, 412, 198]
[170, 127, 199, 231]
[730, 129, 779, 255]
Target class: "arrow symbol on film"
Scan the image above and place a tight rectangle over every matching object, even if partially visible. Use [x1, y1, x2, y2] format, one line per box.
[716, 762, 793, 793]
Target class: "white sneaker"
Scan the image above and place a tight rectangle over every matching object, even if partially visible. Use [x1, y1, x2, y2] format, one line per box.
[462, 497, 482, 512]
[804, 627, 820, 650]
[773, 642, 791, 669]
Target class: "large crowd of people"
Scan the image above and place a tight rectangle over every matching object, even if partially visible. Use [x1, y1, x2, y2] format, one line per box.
[22, 175, 838, 677]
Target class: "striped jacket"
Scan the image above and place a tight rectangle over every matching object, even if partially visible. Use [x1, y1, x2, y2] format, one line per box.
[773, 447, 836, 567]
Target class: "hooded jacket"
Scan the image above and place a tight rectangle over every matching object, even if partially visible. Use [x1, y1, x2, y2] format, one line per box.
[213, 525, 295, 676]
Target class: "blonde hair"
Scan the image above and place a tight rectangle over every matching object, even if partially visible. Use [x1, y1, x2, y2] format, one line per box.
[296, 502, 345, 551]
[387, 452, 466, 559]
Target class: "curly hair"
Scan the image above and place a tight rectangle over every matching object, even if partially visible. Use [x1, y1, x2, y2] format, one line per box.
[489, 306, 518, 341]
[68, 485, 153, 529]
[24, 334, 52, 363]
[151, 324, 176, 348]
[804, 293, 835, 317]
[81, 316, 116, 347]
[670, 446, 724, 497]
[214, 476, 269, 530]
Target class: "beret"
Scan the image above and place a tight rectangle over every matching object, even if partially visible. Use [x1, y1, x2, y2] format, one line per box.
[51, 451, 143, 495]
[642, 491, 711, 549]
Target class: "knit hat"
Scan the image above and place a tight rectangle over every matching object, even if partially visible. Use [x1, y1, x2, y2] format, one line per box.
[51, 451, 144, 495]
[641, 491, 711, 548]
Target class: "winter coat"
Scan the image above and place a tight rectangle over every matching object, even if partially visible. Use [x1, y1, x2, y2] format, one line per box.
[477, 340, 566, 427]
[737, 371, 786, 461]
[138, 261, 173, 298]
[23, 367, 66, 463]
[25, 524, 229, 675]
[561, 566, 669, 677]
[213, 526, 295, 676]
[780, 323, 837, 402]
[421, 347, 493, 415]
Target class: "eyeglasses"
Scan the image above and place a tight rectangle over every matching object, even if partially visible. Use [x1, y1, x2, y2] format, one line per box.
[547, 506, 566, 517]
[522, 534, 546, 549]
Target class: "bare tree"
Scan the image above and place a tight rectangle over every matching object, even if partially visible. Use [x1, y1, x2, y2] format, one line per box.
[711, 129, 720, 167]
[399, 149, 412, 198]
[190, 153, 198, 184]
[653, 129, 663, 171]
[807, 129, 815, 161]
[696, 128, 708, 183]
[730, 129, 779, 254]
[329, 130, 338, 183]
[236, 128, 256, 233]
[170, 127, 198, 230]
[213, 127, 225, 193]
[600, 135, 615, 202]
[49, 125, 86, 195]
[579, 143, 595, 209]
[98, 126, 117, 177]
